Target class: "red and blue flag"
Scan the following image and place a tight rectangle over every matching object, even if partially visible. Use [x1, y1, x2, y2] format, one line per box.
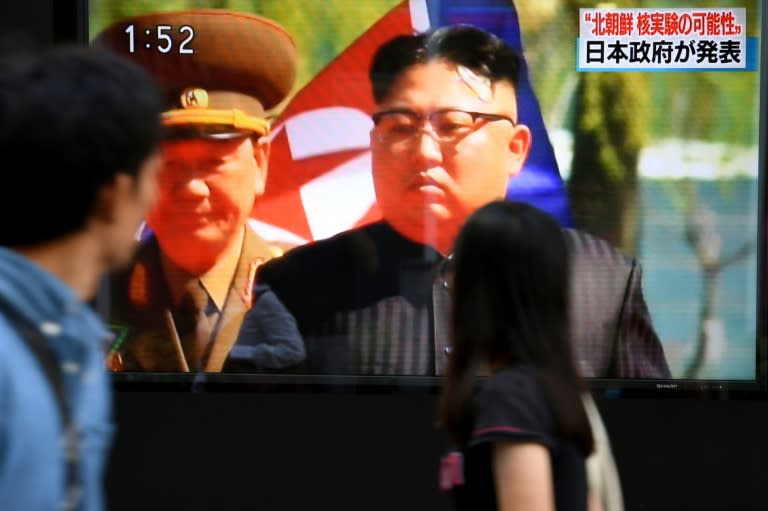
[251, 0, 572, 245]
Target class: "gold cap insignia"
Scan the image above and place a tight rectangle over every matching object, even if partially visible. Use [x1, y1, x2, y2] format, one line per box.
[180, 87, 209, 109]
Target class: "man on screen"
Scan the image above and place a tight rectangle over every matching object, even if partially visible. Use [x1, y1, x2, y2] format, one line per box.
[258, 25, 670, 379]
[93, 10, 304, 373]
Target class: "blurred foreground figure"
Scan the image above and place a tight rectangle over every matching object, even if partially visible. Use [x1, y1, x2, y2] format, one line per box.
[0, 46, 164, 510]
[438, 200, 595, 510]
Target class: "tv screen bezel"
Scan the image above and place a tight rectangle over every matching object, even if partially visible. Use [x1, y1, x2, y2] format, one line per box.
[63, 0, 768, 398]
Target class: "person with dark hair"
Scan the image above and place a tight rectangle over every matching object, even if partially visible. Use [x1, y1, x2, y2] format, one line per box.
[258, 24, 669, 380]
[0, 46, 164, 510]
[93, 10, 305, 373]
[438, 200, 593, 510]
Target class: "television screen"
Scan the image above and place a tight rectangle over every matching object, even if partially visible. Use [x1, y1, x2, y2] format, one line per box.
[84, 0, 765, 393]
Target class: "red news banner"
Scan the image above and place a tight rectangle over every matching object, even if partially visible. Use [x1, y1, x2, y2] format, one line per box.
[577, 7, 747, 70]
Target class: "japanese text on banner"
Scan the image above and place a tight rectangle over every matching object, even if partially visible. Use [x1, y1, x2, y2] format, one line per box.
[577, 8, 747, 71]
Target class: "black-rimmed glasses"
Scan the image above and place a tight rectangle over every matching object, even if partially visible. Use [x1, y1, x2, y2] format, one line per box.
[371, 108, 516, 147]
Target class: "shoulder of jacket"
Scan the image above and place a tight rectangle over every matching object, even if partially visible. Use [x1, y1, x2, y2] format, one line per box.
[562, 228, 635, 266]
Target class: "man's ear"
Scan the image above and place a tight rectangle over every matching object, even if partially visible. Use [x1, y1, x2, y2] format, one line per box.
[92, 173, 133, 223]
[253, 137, 270, 196]
[506, 124, 532, 178]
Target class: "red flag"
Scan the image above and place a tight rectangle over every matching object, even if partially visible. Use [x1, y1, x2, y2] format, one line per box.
[250, 0, 428, 244]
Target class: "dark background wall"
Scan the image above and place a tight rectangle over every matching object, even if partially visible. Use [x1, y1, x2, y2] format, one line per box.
[0, 0, 51, 48]
[4, 2, 767, 510]
[104, 391, 768, 511]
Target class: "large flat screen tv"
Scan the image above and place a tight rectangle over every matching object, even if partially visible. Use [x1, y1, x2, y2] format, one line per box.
[80, 0, 765, 395]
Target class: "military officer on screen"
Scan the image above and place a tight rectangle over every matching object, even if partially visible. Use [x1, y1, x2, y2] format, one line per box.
[93, 10, 305, 373]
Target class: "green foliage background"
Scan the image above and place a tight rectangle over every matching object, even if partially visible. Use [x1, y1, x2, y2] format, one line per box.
[89, 0, 760, 147]
[518, 0, 760, 147]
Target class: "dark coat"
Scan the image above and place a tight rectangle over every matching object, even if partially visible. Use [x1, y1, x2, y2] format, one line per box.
[257, 221, 670, 378]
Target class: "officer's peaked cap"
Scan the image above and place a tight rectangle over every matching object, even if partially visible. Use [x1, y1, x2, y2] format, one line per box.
[92, 9, 297, 139]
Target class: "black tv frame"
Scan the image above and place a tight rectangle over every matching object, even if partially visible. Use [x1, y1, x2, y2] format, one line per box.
[58, 0, 768, 399]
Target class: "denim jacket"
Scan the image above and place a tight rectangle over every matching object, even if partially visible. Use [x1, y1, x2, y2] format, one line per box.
[0, 247, 113, 511]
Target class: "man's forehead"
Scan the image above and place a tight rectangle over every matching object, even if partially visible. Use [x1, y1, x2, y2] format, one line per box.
[382, 61, 518, 111]
[456, 65, 493, 102]
[162, 134, 251, 153]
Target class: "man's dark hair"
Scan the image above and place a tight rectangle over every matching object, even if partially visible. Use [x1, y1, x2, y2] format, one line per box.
[0, 45, 164, 246]
[370, 24, 524, 104]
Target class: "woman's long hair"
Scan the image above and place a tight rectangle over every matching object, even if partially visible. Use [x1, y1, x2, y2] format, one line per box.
[438, 201, 594, 455]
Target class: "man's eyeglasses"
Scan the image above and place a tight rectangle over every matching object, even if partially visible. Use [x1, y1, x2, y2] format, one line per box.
[371, 109, 516, 148]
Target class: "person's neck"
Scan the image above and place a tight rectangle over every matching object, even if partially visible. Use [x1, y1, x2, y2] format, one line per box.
[14, 234, 102, 301]
[427, 216, 459, 257]
[423, 227, 455, 257]
[170, 227, 246, 276]
[388, 219, 456, 257]
[433, 236, 454, 257]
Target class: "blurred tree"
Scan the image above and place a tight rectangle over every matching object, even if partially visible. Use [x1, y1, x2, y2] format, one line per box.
[568, 70, 649, 252]
[516, 0, 648, 251]
[683, 192, 752, 377]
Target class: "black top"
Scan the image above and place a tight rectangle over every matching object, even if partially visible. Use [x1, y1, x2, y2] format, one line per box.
[442, 366, 587, 511]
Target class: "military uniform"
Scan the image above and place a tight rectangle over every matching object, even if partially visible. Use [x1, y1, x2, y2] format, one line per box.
[109, 229, 303, 372]
[94, 10, 304, 372]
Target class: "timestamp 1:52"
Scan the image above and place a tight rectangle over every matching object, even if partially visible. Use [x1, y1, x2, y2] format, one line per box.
[124, 24, 195, 54]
